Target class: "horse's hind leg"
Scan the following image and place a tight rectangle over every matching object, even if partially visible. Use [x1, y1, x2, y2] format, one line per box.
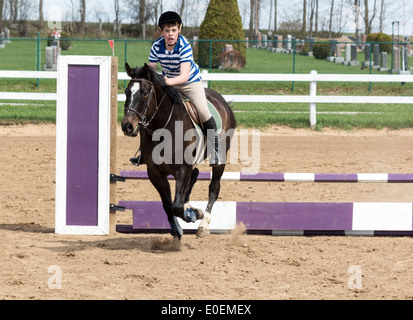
[196, 164, 225, 238]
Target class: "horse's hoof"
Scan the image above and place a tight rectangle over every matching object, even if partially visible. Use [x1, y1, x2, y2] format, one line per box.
[183, 207, 197, 223]
[196, 227, 210, 238]
[170, 229, 182, 240]
[194, 208, 204, 220]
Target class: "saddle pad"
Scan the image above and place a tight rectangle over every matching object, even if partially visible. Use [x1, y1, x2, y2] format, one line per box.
[186, 99, 223, 165]
[186, 99, 222, 133]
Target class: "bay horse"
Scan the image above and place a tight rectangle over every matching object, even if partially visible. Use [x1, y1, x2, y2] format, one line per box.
[121, 63, 236, 239]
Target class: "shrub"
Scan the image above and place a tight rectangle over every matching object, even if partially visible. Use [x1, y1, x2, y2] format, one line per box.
[46, 31, 71, 50]
[218, 50, 246, 71]
[366, 33, 392, 53]
[299, 42, 310, 56]
[59, 32, 71, 51]
[312, 42, 330, 60]
[198, 0, 246, 68]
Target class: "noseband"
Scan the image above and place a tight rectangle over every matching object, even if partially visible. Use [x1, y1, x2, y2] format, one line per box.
[125, 78, 171, 135]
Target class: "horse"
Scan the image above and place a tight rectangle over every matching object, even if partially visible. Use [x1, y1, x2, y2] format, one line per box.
[121, 63, 236, 239]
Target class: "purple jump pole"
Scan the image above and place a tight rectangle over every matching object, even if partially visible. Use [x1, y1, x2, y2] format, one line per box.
[116, 201, 413, 236]
[120, 170, 413, 183]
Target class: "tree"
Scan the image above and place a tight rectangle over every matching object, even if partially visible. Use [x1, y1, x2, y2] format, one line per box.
[248, 0, 260, 40]
[39, 0, 44, 29]
[179, 0, 185, 17]
[124, 0, 155, 38]
[308, 0, 316, 37]
[249, 0, 254, 39]
[363, 0, 377, 35]
[354, 0, 361, 43]
[199, 0, 245, 68]
[139, 0, 145, 38]
[114, 0, 121, 38]
[10, 0, 18, 23]
[301, 0, 306, 38]
[328, 0, 334, 38]
[314, 0, 318, 36]
[0, 0, 4, 30]
[79, 0, 86, 33]
[254, 0, 259, 36]
[379, 0, 386, 33]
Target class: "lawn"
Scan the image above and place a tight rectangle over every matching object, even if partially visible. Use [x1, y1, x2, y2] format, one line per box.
[1, 39, 413, 129]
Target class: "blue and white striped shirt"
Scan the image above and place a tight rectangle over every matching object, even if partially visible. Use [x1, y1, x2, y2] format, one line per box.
[149, 35, 201, 84]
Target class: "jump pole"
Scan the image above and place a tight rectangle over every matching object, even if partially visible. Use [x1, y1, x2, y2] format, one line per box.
[117, 171, 413, 236]
[117, 200, 413, 236]
[55, 55, 118, 235]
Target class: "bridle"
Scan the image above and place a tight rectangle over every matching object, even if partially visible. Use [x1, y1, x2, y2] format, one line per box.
[125, 78, 173, 135]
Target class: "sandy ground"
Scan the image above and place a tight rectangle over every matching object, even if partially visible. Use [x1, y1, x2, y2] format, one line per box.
[1, 124, 413, 300]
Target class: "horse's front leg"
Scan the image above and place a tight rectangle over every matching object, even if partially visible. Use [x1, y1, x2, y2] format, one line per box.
[147, 169, 183, 239]
[172, 166, 203, 223]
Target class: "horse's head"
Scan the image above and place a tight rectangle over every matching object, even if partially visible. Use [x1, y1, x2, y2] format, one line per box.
[121, 63, 156, 137]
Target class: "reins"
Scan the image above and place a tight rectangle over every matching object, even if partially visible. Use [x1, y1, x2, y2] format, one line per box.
[125, 78, 172, 135]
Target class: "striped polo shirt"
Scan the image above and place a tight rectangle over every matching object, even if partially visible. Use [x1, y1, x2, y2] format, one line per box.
[149, 35, 201, 84]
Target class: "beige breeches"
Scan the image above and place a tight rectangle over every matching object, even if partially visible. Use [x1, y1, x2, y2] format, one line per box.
[174, 81, 212, 123]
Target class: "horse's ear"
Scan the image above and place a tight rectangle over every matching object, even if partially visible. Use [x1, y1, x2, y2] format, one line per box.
[125, 63, 135, 78]
[143, 63, 152, 81]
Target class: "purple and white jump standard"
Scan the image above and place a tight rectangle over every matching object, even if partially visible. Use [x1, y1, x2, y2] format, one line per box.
[55, 56, 113, 235]
[118, 170, 413, 236]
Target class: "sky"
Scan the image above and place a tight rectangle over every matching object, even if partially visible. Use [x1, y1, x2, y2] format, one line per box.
[42, 0, 413, 36]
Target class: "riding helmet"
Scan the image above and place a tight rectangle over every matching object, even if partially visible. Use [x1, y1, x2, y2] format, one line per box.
[158, 11, 182, 28]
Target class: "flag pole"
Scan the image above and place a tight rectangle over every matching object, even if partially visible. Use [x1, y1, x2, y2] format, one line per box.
[108, 40, 114, 56]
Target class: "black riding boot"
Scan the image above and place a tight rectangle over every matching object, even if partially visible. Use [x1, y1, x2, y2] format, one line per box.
[202, 117, 223, 167]
[129, 150, 145, 166]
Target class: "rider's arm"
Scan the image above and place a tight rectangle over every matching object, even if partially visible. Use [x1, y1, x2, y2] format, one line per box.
[148, 62, 158, 71]
[164, 62, 190, 86]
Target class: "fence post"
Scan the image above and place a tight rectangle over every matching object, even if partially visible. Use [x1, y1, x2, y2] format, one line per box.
[309, 70, 317, 129]
[369, 42, 372, 92]
[208, 40, 212, 88]
[201, 70, 208, 88]
[124, 39, 128, 88]
[36, 32, 40, 88]
[292, 38, 296, 92]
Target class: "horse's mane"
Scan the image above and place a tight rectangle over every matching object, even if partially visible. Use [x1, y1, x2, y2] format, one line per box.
[135, 65, 183, 107]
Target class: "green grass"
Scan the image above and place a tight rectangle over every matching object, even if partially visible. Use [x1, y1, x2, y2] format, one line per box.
[1, 40, 413, 129]
[231, 102, 413, 130]
[0, 100, 56, 124]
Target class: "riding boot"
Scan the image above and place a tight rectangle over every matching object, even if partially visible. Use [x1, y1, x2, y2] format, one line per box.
[129, 149, 145, 166]
[202, 116, 223, 167]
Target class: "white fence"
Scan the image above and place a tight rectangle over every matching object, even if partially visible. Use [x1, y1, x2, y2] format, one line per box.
[1, 69, 412, 128]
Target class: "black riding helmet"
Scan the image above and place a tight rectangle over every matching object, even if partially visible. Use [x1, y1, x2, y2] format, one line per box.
[158, 11, 182, 29]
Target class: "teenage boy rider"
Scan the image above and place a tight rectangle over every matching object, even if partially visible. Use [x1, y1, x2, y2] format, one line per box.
[130, 11, 222, 167]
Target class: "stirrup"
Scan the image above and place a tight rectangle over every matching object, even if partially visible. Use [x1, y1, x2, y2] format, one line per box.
[209, 151, 223, 167]
[130, 153, 144, 166]
[209, 139, 223, 166]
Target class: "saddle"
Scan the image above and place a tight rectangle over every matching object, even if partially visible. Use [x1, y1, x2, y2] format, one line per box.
[183, 98, 202, 127]
[182, 97, 222, 131]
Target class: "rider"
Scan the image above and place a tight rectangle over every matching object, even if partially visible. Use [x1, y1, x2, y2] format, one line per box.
[130, 11, 223, 167]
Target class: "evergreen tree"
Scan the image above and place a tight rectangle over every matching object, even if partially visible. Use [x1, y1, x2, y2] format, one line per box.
[198, 0, 246, 68]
